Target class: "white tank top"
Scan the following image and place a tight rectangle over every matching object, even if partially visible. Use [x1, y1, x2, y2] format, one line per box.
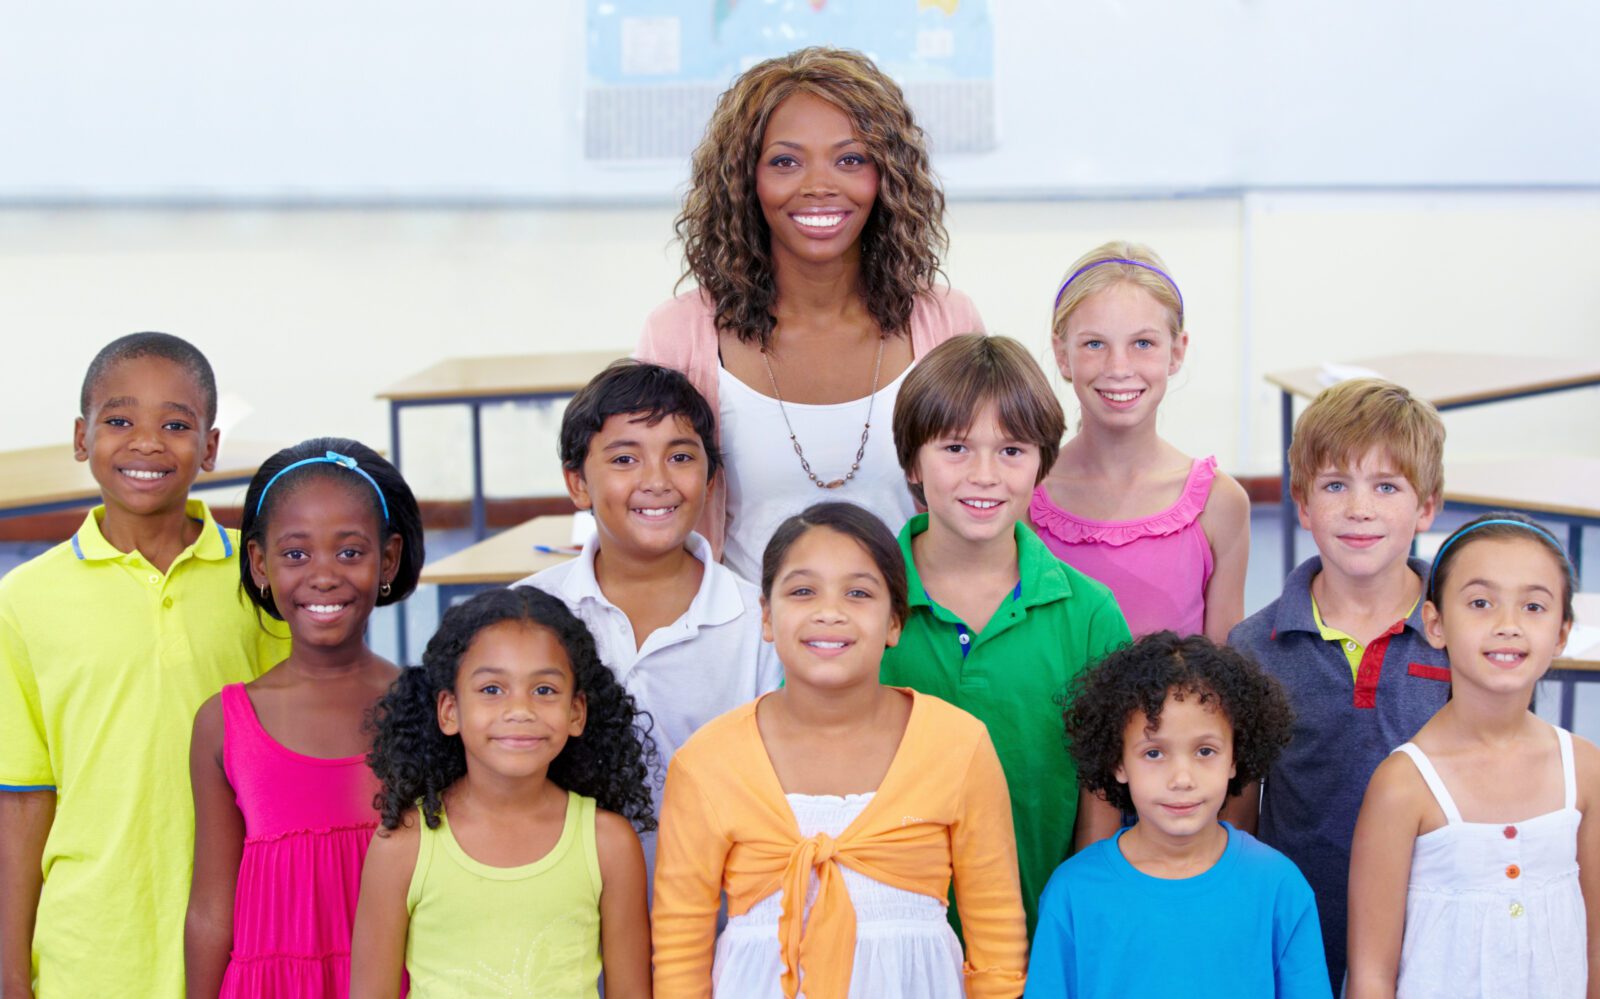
[717, 364, 917, 583]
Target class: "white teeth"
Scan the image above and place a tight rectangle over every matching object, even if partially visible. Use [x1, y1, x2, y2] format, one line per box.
[963, 499, 1001, 509]
[121, 469, 167, 480]
[806, 641, 847, 649]
[794, 214, 844, 228]
[1487, 652, 1523, 663]
[635, 507, 675, 517]
[306, 604, 346, 614]
[1100, 391, 1140, 402]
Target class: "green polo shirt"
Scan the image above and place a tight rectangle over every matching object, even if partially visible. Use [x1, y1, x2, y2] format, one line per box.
[880, 514, 1130, 936]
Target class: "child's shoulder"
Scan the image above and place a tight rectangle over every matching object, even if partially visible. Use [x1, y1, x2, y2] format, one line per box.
[1566, 729, 1600, 809]
[672, 698, 760, 762]
[0, 537, 81, 606]
[1227, 825, 1313, 882]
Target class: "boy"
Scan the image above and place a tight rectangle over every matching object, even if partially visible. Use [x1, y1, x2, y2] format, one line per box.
[1225, 377, 1449, 993]
[880, 334, 1131, 936]
[518, 360, 781, 872]
[0, 333, 289, 997]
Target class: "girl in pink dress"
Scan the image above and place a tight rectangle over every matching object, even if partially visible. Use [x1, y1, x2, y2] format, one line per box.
[185, 438, 424, 998]
[1031, 241, 1251, 644]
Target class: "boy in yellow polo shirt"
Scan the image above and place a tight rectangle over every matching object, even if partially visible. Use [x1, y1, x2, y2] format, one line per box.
[0, 333, 289, 997]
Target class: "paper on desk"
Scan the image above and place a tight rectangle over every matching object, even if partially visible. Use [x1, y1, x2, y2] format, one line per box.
[1316, 363, 1385, 388]
[1564, 622, 1600, 660]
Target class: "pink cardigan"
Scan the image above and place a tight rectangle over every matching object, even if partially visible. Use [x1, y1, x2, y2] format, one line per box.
[634, 286, 985, 555]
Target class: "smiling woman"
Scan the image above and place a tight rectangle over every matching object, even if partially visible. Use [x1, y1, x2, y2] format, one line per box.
[636, 47, 985, 582]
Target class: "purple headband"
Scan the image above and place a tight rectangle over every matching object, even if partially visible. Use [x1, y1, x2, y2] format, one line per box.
[1052, 258, 1184, 321]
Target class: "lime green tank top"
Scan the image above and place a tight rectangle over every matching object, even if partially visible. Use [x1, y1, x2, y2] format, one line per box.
[404, 791, 603, 998]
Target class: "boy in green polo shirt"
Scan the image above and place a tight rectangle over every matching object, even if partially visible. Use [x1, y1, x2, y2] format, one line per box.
[880, 334, 1131, 935]
[0, 333, 289, 997]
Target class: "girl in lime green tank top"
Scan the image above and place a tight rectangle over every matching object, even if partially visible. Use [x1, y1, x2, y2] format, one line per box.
[349, 586, 658, 998]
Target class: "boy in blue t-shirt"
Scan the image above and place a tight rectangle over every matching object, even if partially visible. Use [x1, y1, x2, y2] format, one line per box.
[1028, 632, 1330, 999]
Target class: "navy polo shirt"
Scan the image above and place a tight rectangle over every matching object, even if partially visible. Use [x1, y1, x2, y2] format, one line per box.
[1228, 556, 1450, 994]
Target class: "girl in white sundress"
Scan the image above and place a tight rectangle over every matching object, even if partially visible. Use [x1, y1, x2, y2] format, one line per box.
[1346, 512, 1597, 999]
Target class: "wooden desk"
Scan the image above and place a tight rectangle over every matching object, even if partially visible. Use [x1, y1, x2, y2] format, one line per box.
[1264, 352, 1600, 576]
[419, 516, 582, 619]
[1444, 457, 1600, 586]
[1548, 594, 1600, 729]
[0, 439, 288, 519]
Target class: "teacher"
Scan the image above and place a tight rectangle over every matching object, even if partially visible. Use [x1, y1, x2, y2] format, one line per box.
[637, 46, 984, 582]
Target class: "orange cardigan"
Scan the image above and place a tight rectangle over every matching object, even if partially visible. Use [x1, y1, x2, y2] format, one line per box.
[651, 689, 1028, 999]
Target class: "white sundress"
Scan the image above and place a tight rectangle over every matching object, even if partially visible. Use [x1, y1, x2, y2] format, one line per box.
[710, 792, 967, 999]
[1392, 727, 1587, 999]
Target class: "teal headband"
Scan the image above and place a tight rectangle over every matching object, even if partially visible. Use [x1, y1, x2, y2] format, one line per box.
[1427, 518, 1569, 601]
[255, 450, 389, 522]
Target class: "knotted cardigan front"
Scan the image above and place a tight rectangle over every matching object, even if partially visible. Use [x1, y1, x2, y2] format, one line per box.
[651, 689, 1028, 999]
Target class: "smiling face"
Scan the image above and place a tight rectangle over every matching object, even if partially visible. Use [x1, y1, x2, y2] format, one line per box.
[74, 354, 219, 525]
[438, 621, 587, 782]
[755, 91, 880, 273]
[1296, 445, 1437, 587]
[246, 474, 399, 650]
[1054, 282, 1187, 430]
[1423, 536, 1572, 696]
[565, 411, 709, 563]
[909, 401, 1041, 550]
[1115, 690, 1236, 843]
[762, 525, 902, 693]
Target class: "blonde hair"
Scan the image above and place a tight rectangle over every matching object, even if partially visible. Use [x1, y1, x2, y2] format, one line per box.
[1288, 378, 1445, 505]
[1050, 241, 1184, 342]
[892, 335, 1064, 505]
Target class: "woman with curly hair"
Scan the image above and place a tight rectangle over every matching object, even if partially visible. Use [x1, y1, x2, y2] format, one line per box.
[1027, 632, 1332, 999]
[637, 46, 984, 581]
[349, 586, 656, 998]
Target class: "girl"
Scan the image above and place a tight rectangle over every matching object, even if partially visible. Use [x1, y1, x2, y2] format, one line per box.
[637, 46, 983, 580]
[1030, 631, 1327, 999]
[1031, 241, 1250, 642]
[1348, 513, 1595, 999]
[185, 438, 424, 998]
[349, 586, 655, 998]
[651, 502, 1027, 999]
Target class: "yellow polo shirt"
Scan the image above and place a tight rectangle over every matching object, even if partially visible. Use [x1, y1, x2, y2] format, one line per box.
[0, 501, 290, 997]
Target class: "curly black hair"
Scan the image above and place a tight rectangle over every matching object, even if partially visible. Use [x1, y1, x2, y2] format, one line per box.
[1063, 631, 1294, 815]
[367, 585, 658, 832]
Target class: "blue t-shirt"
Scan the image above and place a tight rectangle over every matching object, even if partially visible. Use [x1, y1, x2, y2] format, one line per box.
[1025, 823, 1332, 999]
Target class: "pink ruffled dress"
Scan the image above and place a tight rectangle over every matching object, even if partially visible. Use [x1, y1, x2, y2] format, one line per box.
[218, 682, 382, 997]
[1029, 456, 1218, 638]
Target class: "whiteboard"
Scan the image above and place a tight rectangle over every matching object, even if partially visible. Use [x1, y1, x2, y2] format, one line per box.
[3, 0, 1596, 204]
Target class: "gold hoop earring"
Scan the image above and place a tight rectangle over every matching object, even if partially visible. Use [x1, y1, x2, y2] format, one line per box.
[259, 583, 270, 599]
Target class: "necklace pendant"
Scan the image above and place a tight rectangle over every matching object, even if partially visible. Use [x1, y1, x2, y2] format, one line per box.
[822, 478, 846, 489]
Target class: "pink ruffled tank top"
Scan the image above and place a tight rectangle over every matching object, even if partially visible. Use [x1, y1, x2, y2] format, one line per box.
[218, 682, 383, 998]
[1029, 456, 1218, 638]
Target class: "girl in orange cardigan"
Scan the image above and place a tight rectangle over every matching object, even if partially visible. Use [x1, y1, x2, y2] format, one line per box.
[652, 502, 1028, 999]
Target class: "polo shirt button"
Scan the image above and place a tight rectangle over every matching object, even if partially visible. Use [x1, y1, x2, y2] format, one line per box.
[162, 597, 173, 609]
[148, 574, 160, 584]
[1506, 864, 1521, 879]
[958, 633, 970, 645]
[1504, 825, 1518, 839]
[1344, 640, 1357, 652]
[1510, 902, 1525, 918]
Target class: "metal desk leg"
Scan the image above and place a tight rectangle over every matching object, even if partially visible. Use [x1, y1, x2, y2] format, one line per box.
[1569, 524, 1584, 589]
[470, 402, 487, 541]
[1280, 390, 1296, 578]
[389, 400, 409, 666]
[1561, 673, 1577, 732]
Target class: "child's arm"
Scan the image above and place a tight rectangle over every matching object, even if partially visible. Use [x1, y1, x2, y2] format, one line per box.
[951, 735, 1029, 998]
[1345, 755, 1422, 999]
[0, 790, 52, 996]
[1573, 736, 1600, 999]
[595, 809, 651, 998]
[651, 761, 730, 998]
[1198, 472, 1251, 644]
[349, 820, 421, 999]
[1071, 789, 1122, 852]
[184, 695, 244, 999]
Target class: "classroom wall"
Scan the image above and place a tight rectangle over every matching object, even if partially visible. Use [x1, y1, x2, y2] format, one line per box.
[2, 190, 1597, 502]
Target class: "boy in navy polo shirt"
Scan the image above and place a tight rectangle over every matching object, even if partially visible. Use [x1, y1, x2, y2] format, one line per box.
[1225, 378, 1449, 994]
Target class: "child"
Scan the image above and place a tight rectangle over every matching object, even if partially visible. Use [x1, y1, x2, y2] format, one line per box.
[0, 333, 289, 998]
[185, 439, 424, 997]
[1225, 377, 1450, 992]
[1029, 632, 1330, 998]
[1031, 241, 1250, 642]
[879, 333, 1132, 934]
[349, 586, 654, 998]
[652, 503, 1027, 998]
[1348, 513, 1592, 998]
[518, 360, 782, 877]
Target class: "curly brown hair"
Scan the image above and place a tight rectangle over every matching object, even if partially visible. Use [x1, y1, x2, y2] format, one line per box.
[676, 46, 949, 346]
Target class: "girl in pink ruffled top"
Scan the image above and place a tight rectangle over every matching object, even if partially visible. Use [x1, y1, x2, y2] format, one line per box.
[1030, 242, 1250, 644]
[184, 438, 424, 998]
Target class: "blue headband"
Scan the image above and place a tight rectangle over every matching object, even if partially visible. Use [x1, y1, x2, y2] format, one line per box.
[255, 450, 389, 522]
[1053, 257, 1185, 321]
[1428, 518, 1569, 599]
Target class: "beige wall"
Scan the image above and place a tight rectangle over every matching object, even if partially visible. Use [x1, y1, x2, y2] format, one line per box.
[2, 191, 1596, 501]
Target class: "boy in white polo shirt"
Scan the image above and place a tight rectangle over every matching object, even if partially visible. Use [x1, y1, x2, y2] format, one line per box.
[518, 360, 781, 867]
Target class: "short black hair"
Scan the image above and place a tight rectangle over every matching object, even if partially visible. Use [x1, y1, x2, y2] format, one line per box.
[80, 332, 218, 426]
[558, 360, 721, 481]
[1064, 632, 1294, 815]
[761, 502, 909, 628]
[239, 437, 425, 620]
[1427, 510, 1575, 623]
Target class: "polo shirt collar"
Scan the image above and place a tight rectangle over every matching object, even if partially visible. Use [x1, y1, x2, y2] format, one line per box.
[71, 499, 233, 563]
[899, 512, 1074, 617]
[1273, 555, 1432, 637]
[556, 530, 745, 630]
